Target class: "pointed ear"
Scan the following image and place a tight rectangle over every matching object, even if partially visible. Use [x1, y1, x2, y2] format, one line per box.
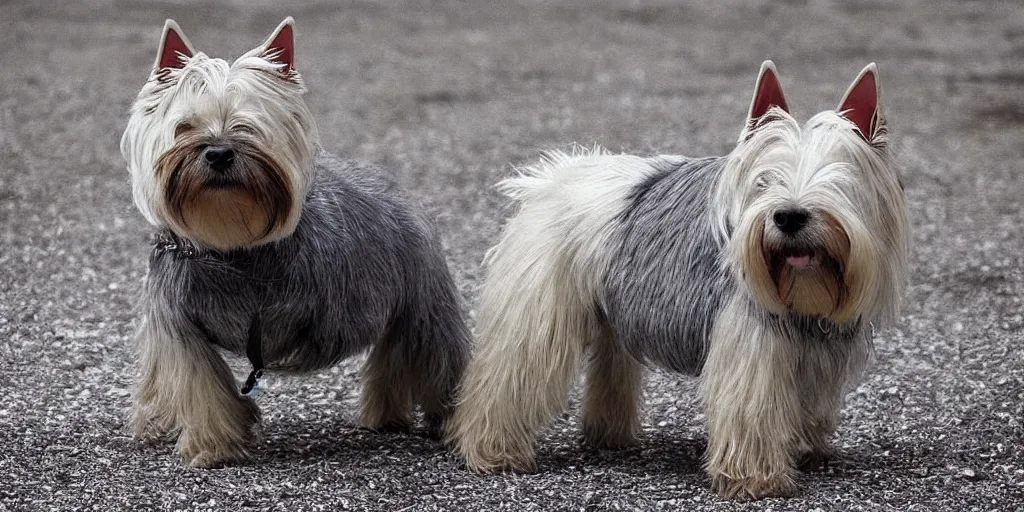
[155, 19, 196, 70]
[747, 60, 790, 121]
[260, 17, 296, 75]
[838, 63, 884, 141]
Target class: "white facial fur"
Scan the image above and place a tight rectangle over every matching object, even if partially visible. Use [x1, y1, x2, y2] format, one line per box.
[715, 64, 908, 324]
[120, 19, 318, 249]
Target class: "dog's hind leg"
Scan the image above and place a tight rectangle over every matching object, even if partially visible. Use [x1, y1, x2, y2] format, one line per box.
[449, 149, 638, 473]
[448, 241, 594, 474]
[362, 296, 470, 439]
[407, 291, 472, 440]
[449, 292, 589, 474]
[581, 324, 643, 448]
[359, 336, 415, 432]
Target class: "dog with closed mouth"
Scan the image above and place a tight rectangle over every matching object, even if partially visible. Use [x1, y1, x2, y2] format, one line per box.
[121, 18, 470, 467]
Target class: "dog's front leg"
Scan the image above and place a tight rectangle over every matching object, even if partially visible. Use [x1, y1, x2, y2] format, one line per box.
[700, 297, 801, 499]
[132, 307, 260, 467]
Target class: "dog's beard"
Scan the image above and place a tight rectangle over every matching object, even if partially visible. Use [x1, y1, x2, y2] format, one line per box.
[764, 214, 851, 318]
[765, 246, 845, 317]
[736, 211, 857, 321]
[156, 135, 294, 251]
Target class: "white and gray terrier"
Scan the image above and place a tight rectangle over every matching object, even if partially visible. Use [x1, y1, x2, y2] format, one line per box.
[451, 61, 909, 499]
[120, 18, 469, 467]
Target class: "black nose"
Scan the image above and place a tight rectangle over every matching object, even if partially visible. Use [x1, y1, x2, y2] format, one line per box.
[203, 146, 235, 171]
[773, 209, 810, 235]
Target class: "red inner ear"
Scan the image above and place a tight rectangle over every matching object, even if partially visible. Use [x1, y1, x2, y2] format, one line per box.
[839, 71, 877, 138]
[159, 28, 193, 70]
[266, 24, 294, 73]
[750, 69, 789, 119]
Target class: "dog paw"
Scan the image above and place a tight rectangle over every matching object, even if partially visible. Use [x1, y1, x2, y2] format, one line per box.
[581, 422, 638, 450]
[363, 418, 413, 434]
[423, 415, 447, 441]
[179, 432, 252, 468]
[710, 472, 797, 500]
[463, 448, 538, 475]
[185, 446, 249, 468]
[178, 427, 253, 468]
[177, 401, 260, 468]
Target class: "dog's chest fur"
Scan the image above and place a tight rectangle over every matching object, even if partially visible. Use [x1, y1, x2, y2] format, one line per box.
[145, 153, 430, 372]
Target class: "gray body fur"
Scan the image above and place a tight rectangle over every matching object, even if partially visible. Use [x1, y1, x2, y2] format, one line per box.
[144, 152, 469, 421]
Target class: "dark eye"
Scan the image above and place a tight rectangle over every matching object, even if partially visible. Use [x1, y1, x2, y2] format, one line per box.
[174, 122, 193, 138]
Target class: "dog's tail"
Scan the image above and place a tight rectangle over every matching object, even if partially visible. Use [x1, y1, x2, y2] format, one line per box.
[496, 144, 603, 200]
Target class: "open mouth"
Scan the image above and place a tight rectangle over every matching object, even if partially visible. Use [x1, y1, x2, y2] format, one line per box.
[766, 246, 817, 273]
[765, 246, 831, 292]
[764, 245, 847, 316]
[783, 249, 814, 270]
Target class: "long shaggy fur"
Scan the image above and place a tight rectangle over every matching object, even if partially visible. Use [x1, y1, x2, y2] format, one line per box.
[123, 19, 469, 467]
[450, 150, 683, 472]
[451, 62, 909, 500]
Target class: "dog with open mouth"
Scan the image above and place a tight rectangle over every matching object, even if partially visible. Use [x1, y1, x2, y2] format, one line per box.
[450, 61, 909, 499]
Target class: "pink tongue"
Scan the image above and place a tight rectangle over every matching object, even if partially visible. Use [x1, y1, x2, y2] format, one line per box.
[786, 254, 811, 269]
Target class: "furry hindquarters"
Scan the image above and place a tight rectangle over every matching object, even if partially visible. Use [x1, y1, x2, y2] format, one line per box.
[357, 234, 471, 438]
[449, 232, 596, 473]
[581, 325, 644, 448]
[131, 308, 261, 467]
[451, 149, 654, 473]
[448, 279, 591, 474]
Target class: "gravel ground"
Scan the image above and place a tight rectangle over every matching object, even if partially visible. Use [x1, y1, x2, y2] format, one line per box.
[1, 0, 1023, 510]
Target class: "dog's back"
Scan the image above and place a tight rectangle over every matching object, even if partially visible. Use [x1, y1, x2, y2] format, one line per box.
[490, 150, 730, 373]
